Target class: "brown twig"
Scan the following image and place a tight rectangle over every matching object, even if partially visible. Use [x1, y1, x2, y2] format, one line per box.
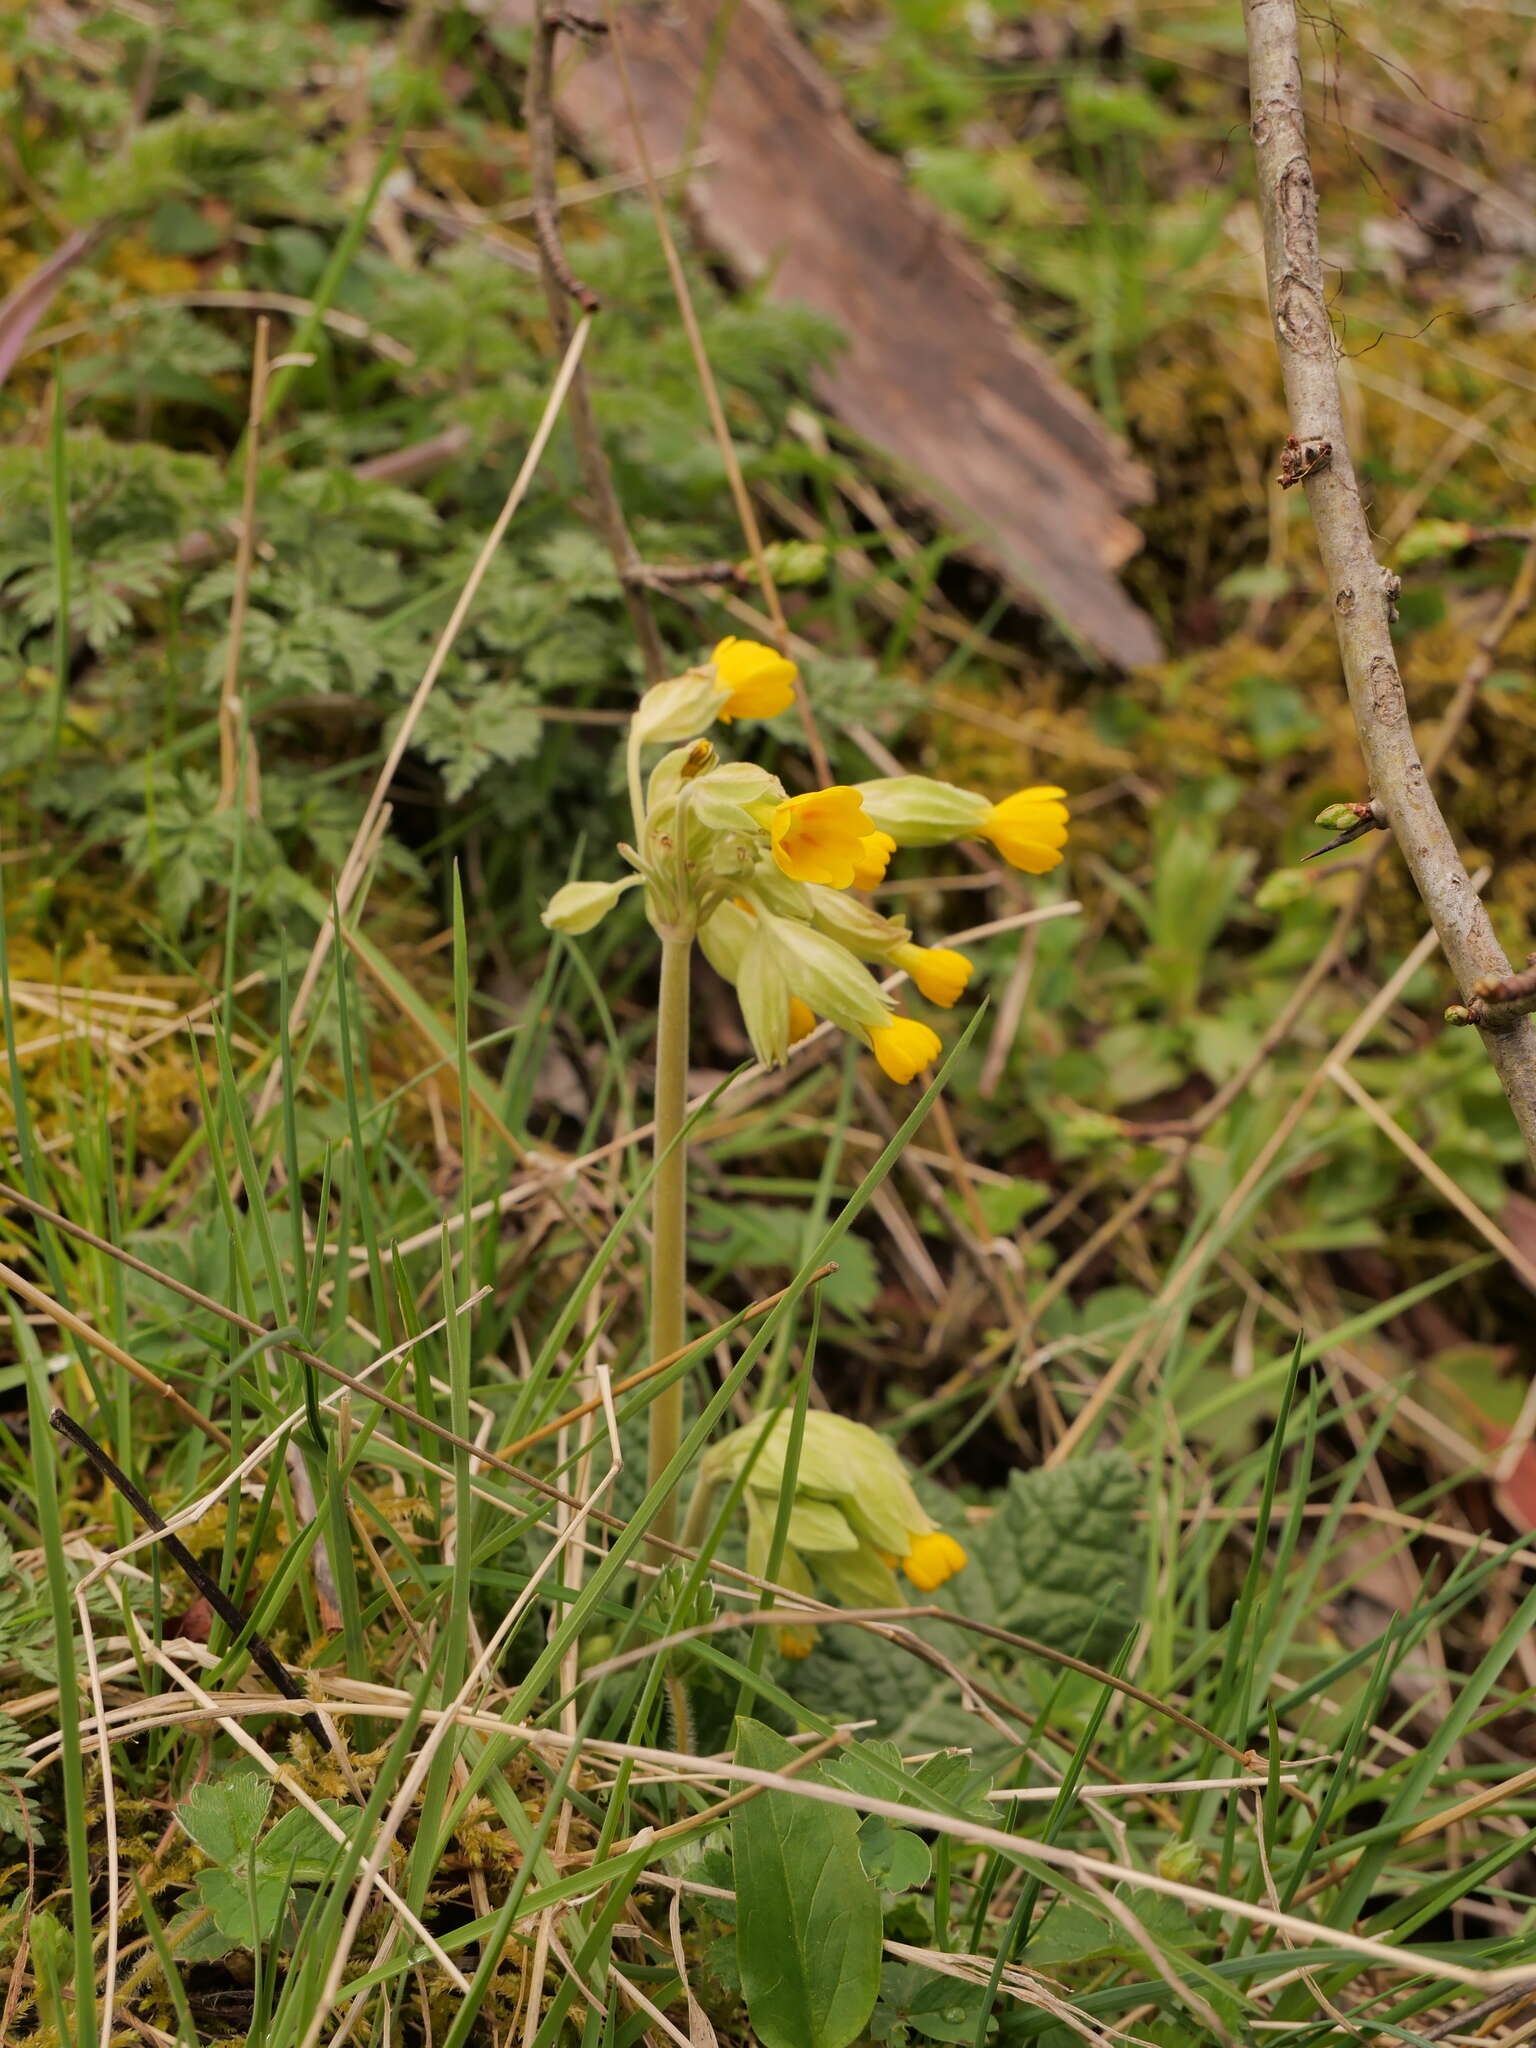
[629, 559, 750, 589]
[1450, 954, 1536, 1033]
[47, 1408, 332, 1750]
[1242, 0, 1536, 1169]
[525, 0, 666, 681]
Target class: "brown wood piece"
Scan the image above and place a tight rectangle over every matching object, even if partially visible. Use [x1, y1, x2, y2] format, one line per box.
[499, 0, 1160, 669]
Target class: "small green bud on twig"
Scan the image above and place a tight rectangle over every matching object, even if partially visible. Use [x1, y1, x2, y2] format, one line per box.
[1303, 797, 1388, 863]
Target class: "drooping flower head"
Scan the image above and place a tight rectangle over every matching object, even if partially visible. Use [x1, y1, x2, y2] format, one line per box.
[698, 1409, 968, 1655]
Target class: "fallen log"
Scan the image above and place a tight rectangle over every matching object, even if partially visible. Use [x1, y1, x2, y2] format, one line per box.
[498, 0, 1161, 669]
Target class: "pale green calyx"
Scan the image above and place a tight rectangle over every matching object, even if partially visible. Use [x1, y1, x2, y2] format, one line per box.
[802, 881, 909, 959]
[687, 760, 785, 834]
[698, 898, 754, 984]
[703, 1409, 932, 1562]
[736, 940, 794, 1068]
[758, 910, 891, 1035]
[630, 668, 726, 747]
[854, 774, 989, 846]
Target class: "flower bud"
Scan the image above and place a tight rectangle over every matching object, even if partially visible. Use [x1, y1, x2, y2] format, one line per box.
[687, 760, 785, 834]
[1156, 1841, 1207, 1885]
[647, 741, 716, 816]
[1314, 801, 1368, 830]
[540, 876, 641, 934]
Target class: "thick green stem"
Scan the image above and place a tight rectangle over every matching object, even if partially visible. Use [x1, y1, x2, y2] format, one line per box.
[645, 932, 692, 1554]
[626, 726, 646, 845]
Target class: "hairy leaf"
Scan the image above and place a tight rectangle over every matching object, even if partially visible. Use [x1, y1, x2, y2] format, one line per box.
[788, 1454, 1141, 1756]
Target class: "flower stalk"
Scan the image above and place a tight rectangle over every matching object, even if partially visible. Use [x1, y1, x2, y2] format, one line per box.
[645, 929, 692, 1552]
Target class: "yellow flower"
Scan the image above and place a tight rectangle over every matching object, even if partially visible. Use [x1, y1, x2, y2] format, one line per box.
[868, 1015, 942, 1083]
[787, 997, 818, 1044]
[778, 1624, 818, 1659]
[850, 830, 896, 890]
[712, 637, 798, 722]
[901, 1530, 968, 1592]
[892, 942, 971, 1009]
[983, 787, 1069, 873]
[769, 787, 876, 888]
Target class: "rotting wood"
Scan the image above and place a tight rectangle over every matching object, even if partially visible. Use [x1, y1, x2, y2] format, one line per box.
[494, 0, 1161, 669]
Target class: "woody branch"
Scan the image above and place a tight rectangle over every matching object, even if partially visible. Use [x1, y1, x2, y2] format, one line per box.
[1241, 0, 1536, 1172]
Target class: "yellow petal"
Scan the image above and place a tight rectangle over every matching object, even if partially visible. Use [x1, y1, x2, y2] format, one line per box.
[777, 1625, 818, 1659]
[787, 997, 818, 1044]
[983, 787, 1070, 874]
[901, 1530, 967, 1592]
[850, 830, 896, 890]
[868, 1016, 943, 1084]
[769, 787, 876, 889]
[893, 942, 972, 1009]
[711, 636, 798, 721]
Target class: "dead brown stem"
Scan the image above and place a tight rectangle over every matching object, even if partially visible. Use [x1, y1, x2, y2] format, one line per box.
[1241, 0, 1536, 1170]
[525, 1, 666, 681]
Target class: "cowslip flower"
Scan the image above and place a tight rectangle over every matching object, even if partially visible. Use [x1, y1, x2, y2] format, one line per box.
[855, 774, 1070, 873]
[766, 787, 877, 888]
[628, 638, 798, 749]
[711, 637, 797, 722]
[890, 941, 972, 1008]
[868, 1015, 942, 1084]
[697, 1410, 968, 1654]
[982, 787, 1069, 873]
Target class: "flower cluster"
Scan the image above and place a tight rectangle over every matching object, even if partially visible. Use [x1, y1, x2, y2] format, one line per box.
[542, 640, 1069, 1082]
[698, 1410, 969, 1656]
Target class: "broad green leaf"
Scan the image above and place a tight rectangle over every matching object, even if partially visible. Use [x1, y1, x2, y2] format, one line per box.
[176, 1782, 359, 1953]
[872, 1961, 992, 2043]
[176, 1773, 273, 1866]
[732, 1718, 881, 2048]
[856, 1814, 931, 1892]
[790, 1454, 1141, 1757]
